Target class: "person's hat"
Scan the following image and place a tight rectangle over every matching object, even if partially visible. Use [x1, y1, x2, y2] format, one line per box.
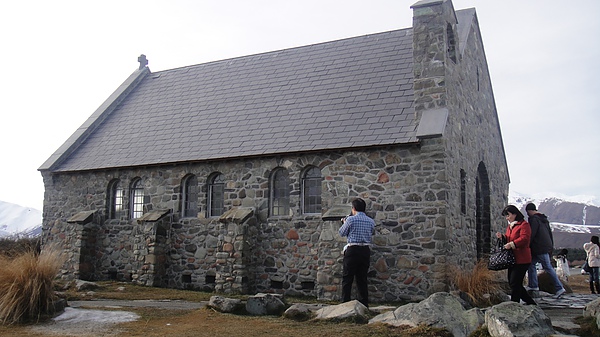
[525, 203, 537, 211]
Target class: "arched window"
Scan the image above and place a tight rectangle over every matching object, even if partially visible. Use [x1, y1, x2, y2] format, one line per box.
[476, 162, 491, 260]
[130, 178, 144, 219]
[270, 168, 290, 216]
[107, 179, 124, 219]
[302, 166, 322, 214]
[182, 174, 198, 218]
[208, 173, 225, 217]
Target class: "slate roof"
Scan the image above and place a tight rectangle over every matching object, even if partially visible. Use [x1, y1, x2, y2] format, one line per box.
[47, 28, 417, 172]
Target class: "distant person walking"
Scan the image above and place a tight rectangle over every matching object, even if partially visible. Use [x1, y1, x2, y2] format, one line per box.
[496, 205, 536, 305]
[339, 198, 375, 307]
[584, 236, 600, 294]
[525, 203, 566, 298]
[554, 248, 570, 282]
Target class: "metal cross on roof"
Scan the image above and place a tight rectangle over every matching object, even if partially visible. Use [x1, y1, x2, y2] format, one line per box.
[138, 54, 148, 70]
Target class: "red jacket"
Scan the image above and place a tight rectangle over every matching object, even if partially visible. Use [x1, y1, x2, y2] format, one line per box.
[504, 220, 532, 264]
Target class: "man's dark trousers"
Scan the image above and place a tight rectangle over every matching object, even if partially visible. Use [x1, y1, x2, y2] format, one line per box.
[342, 245, 370, 307]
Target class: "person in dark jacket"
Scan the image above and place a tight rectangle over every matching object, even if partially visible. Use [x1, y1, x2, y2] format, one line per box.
[525, 203, 566, 298]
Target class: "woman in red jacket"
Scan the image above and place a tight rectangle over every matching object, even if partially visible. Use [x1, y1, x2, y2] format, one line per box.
[496, 205, 536, 305]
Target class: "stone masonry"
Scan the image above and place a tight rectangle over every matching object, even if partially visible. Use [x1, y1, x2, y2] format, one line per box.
[43, 134, 506, 303]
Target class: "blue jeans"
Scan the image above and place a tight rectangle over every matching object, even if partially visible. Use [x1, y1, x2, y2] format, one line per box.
[590, 266, 600, 283]
[527, 253, 564, 292]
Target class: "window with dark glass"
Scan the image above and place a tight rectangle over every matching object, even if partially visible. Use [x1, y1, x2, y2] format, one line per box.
[208, 173, 225, 217]
[460, 169, 467, 214]
[270, 168, 290, 216]
[302, 166, 322, 214]
[182, 174, 198, 218]
[447, 23, 457, 63]
[107, 179, 124, 219]
[130, 178, 144, 219]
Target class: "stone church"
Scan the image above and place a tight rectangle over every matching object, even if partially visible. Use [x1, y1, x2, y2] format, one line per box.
[39, 0, 509, 302]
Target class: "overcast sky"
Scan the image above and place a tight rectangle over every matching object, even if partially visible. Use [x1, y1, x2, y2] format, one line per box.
[0, 0, 598, 211]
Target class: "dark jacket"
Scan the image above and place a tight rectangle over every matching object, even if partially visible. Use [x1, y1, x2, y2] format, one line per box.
[529, 213, 553, 255]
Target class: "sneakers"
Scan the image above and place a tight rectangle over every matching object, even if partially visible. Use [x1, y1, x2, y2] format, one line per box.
[552, 288, 566, 299]
[525, 286, 539, 291]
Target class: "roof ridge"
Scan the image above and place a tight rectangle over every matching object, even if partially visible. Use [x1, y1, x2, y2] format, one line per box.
[152, 27, 413, 74]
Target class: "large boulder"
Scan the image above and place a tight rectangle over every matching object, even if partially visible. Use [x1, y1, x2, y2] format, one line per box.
[584, 297, 600, 330]
[245, 293, 286, 316]
[283, 303, 328, 321]
[74, 280, 99, 292]
[369, 292, 484, 337]
[207, 296, 244, 313]
[536, 271, 572, 294]
[314, 300, 370, 323]
[485, 301, 555, 337]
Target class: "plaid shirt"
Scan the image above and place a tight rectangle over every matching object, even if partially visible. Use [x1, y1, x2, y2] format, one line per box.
[339, 212, 375, 244]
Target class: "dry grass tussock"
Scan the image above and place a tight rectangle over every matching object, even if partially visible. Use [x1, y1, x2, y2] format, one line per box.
[0, 244, 65, 325]
[450, 260, 506, 307]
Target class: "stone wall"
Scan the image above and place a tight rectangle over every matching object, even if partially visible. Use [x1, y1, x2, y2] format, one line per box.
[411, 0, 509, 270]
[42, 142, 462, 302]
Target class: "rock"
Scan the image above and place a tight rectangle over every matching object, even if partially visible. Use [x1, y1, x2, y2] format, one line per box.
[314, 300, 370, 323]
[369, 292, 482, 337]
[583, 297, 600, 317]
[75, 279, 99, 291]
[245, 293, 286, 316]
[537, 271, 573, 294]
[207, 296, 244, 313]
[52, 298, 67, 315]
[583, 297, 600, 330]
[283, 303, 327, 321]
[485, 302, 555, 337]
[368, 305, 396, 315]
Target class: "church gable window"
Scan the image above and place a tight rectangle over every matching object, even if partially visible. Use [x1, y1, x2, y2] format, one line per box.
[447, 23, 457, 63]
[460, 169, 467, 214]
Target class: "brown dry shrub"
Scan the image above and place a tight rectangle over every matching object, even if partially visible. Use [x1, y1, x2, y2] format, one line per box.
[450, 260, 505, 307]
[0, 245, 64, 325]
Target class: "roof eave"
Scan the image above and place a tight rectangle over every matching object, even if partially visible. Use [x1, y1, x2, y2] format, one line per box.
[39, 66, 151, 172]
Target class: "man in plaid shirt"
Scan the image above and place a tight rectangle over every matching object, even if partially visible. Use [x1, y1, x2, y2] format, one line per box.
[339, 198, 375, 307]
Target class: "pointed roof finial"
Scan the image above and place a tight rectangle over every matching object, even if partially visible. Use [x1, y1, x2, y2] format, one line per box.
[138, 54, 148, 70]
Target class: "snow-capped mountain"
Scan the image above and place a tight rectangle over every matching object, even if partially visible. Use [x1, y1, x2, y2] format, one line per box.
[509, 191, 600, 226]
[0, 201, 42, 238]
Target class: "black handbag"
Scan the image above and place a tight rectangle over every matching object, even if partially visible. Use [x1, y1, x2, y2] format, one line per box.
[487, 237, 516, 271]
[584, 260, 592, 273]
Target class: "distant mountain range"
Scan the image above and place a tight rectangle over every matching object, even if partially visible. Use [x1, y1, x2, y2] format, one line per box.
[509, 193, 600, 249]
[0, 201, 42, 238]
[1, 193, 599, 247]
